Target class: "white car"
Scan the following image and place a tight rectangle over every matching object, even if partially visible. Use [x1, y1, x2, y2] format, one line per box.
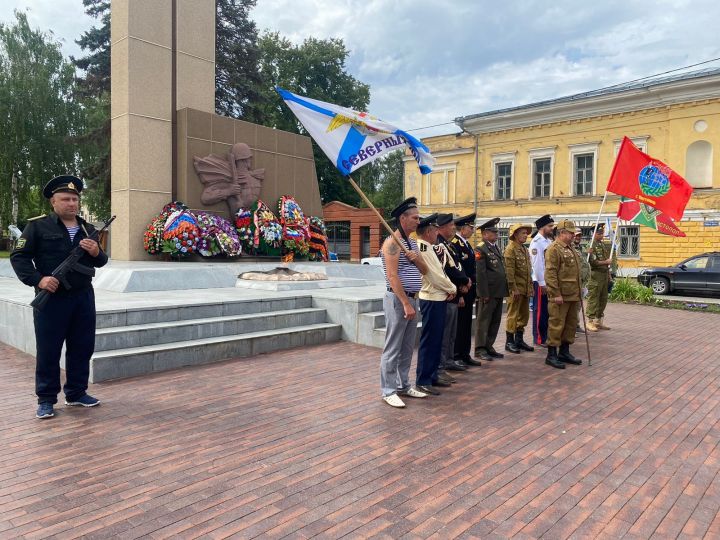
[361, 257, 382, 266]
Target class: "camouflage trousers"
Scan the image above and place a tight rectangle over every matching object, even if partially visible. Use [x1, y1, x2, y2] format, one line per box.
[587, 274, 609, 320]
[505, 294, 530, 333]
[547, 301, 579, 346]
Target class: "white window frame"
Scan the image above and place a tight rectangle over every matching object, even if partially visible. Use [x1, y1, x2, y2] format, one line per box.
[613, 136, 649, 156]
[618, 225, 640, 259]
[568, 142, 600, 197]
[528, 146, 556, 200]
[491, 151, 516, 201]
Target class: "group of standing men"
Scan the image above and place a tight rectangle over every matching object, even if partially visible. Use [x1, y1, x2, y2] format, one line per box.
[379, 197, 616, 408]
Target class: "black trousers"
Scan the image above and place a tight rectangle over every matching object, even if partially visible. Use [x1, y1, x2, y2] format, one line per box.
[33, 288, 96, 404]
[454, 291, 475, 359]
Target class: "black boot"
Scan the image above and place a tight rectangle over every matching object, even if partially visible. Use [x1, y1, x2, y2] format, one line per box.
[545, 346, 565, 369]
[558, 343, 582, 365]
[514, 330, 534, 352]
[505, 332, 520, 353]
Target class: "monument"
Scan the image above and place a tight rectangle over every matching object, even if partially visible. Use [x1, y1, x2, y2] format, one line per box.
[110, 0, 322, 260]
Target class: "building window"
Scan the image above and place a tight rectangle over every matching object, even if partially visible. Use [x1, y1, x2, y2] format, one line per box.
[533, 158, 551, 198]
[613, 136, 648, 156]
[495, 162, 512, 200]
[574, 153, 594, 196]
[618, 226, 639, 258]
[497, 228, 509, 253]
[685, 140, 713, 188]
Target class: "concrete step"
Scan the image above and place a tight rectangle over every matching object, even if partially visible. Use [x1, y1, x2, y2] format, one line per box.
[363, 310, 478, 349]
[90, 322, 342, 382]
[96, 296, 313, 329]
[94, 308, 328, 351]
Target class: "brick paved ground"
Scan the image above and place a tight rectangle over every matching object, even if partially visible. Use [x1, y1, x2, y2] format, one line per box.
[2, 303, 720, 539]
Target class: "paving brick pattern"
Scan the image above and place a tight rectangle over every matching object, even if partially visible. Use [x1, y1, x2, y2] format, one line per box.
[2, 303, 720, 539]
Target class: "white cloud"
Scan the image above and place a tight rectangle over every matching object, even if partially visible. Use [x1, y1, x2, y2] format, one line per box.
[2, 0, 719, 139]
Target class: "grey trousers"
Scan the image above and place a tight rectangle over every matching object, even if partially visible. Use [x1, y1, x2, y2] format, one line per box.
[474, 297, 503, 353]
[439, 302, 458, 369]
[380, 291, 419, 397]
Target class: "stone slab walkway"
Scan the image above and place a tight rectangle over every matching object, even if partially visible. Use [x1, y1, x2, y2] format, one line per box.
[1, 303, 720, 539]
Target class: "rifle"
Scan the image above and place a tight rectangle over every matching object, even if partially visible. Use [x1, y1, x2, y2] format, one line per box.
[31, 216, 116, 311]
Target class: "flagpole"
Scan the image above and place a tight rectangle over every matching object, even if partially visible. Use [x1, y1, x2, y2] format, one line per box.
[587, 190, 609, 263]
[347, 175, 411, 255]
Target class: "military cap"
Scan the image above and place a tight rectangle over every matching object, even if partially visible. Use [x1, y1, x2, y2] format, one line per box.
[454, 213, 476, 227]
[43, 175, 83, 199]
[574, 230, 583, 236]
[436, 213, 454, 226]
[479, 217, 500, 232]
[390, 197, 418, 219]
[417, 213, 439, 228]
[509, 223, 532, 238]
[555, 219, 577, 233]
[534, 214, 554, 229]
[594, 222, 606, 231]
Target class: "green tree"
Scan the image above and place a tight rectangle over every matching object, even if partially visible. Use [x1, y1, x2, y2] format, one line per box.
[215, 0, 264, 122]
[256, 32, 371, 205]
[72, 0, 111, 218]
[0, 11, 81, 228]
[367, 151, 404, 213]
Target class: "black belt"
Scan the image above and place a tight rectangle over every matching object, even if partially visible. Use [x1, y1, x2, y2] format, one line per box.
[387, 287, 417, 298]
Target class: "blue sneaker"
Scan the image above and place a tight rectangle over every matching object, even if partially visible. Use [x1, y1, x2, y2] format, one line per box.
[65, 394, 101, 407]
[36, 402, 55, 419]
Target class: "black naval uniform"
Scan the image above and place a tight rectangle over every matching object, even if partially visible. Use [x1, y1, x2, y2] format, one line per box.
[450, 231, 476, 362]
[474, 234, 509, 360]
[10, 212, 108, 404]
[437, 232, 470, 372]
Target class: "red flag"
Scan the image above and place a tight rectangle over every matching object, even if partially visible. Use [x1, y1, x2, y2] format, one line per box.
[607, 137, 692, 221]
[617, 197, 685, 237]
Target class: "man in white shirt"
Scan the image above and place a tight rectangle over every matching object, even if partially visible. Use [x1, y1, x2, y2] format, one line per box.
[530, 214, 554, 347]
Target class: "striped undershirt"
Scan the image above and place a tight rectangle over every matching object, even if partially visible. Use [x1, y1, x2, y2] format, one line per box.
[382, 236, 422, 293]
[66, 225, 80, 242]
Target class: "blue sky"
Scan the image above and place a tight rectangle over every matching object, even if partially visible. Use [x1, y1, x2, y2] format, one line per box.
[3, 0, 719, 139]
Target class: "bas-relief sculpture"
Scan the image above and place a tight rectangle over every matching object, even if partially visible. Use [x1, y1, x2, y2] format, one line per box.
[193, 143, 265, 217]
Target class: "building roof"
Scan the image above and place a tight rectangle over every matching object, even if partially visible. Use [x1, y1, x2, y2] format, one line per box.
[455, 67, 720, 134]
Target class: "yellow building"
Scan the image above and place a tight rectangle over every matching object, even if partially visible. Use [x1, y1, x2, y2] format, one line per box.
[404, 68, 720, 273]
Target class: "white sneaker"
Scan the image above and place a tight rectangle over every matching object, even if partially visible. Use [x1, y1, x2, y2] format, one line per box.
[402, 387, 428, 398]
[382, 394, 406, 408]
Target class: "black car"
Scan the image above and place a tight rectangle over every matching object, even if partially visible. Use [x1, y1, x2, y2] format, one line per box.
[637, 252, 720, 295]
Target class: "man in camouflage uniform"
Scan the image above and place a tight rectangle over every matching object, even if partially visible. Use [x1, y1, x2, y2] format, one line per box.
[503, 224, 534, 353]
[544, 219, 584, 370]
[586, 223, 615, 332]
[573, 231, 591, 333]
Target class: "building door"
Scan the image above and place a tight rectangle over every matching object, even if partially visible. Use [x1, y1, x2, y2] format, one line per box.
[326, 221, 351, 260]
[360, 227, 370, 258]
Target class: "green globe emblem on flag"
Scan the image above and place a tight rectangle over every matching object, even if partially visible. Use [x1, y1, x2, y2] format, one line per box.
[638, 163, 671, 197]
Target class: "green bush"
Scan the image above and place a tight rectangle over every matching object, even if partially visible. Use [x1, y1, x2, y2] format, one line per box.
[609, 278, 655, 304]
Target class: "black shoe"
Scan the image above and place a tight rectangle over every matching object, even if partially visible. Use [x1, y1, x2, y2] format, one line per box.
[558, 343, 583, 365]
[575, 326, 585, 334]
[487, 348, 504, 359]
[463, 357, 483, 367]
[545, 346, 565, 369]
[446, 361, 468, 372]
[417, 385, 441, 395]
[505, 332, 521, 354]
[514, 331, 535, 352]
[433, 380, 452, 387]
[437, 371, 456, 384]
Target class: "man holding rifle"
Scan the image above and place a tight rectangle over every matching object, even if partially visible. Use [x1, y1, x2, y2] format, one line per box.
[10, 175, 108, 419]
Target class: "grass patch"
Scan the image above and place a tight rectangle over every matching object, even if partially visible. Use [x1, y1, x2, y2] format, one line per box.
[609, 277, 720, 314]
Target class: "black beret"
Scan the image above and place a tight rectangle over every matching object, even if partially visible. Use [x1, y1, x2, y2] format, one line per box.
[479, 217, 500, 232]
[436, 213, 454, 226]
[390, 197, 418, 219]
[454, 213, 476, 227]
[418, 213, 439, 228]
[534, 214, 554, 229]
[43, 175, 83, 199]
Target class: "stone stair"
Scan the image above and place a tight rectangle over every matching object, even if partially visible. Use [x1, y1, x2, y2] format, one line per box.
[90, 296, 341, 382]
